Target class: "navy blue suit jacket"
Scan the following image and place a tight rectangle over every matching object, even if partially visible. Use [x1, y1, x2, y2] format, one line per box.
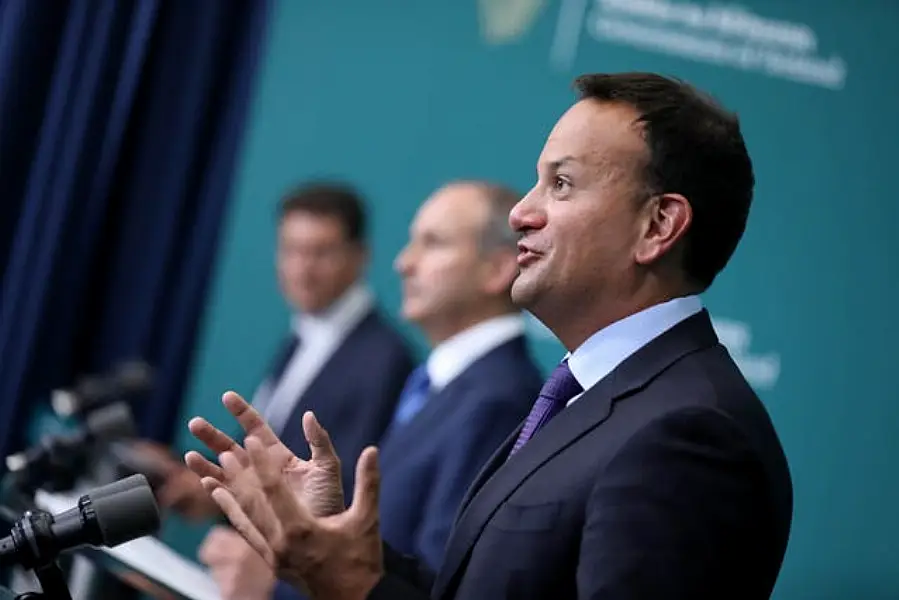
[264, 309, 413, 600]
[368, 310, 794, 600]
[376, 335, 542, 571]
[267, 309, 414, 496]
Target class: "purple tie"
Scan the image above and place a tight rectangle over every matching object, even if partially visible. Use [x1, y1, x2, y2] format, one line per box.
[508, 361, 583, 457]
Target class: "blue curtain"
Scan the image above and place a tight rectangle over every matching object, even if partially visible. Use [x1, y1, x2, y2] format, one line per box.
[0, 0, 272, 454]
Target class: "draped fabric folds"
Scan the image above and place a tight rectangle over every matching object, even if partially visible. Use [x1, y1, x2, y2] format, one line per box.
[0, 0, 272, 454]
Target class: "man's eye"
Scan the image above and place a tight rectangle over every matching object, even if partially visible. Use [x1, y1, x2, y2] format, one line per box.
[553, 176, 571, 193]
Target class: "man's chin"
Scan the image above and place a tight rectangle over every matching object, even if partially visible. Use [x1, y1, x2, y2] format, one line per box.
[510, 275, 539, 308]
[400, 304, 424, 325]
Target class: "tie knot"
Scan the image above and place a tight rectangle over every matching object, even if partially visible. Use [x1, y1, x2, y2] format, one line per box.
[389, 364, 432, 428]
[540, 361, 583, 406]
[506, 360, 584, 458]
[406, 364, 431, 395]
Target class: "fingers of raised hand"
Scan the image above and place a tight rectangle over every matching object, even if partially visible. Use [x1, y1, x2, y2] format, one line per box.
[348, 446, 381, 529]
[197, 449, 253, 498]
[209, 486, 276, 567]
[188, 417, 246, 463]
[184, 450, 224, 481]
[221, 391, 284, 449]
[244, 436, 316, 551]
[302, 412, 339, 467]
[204, 439, 286, 555]
[195, 448, 247, 496]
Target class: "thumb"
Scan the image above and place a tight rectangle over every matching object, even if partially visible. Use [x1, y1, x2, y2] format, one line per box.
[303, 411, 339, 465]
[348, 446, 380, 524]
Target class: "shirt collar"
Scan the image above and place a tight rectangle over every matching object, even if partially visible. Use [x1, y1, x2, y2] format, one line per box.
[566, 295, 704, 393]
[427, 314, 526, 391]
[292, 282, 373, 342]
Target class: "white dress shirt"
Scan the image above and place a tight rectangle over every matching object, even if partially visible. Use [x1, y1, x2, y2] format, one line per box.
[426, 314, 526, 392]
[253, 282, 374, 433]
[566, 295, 704, 406]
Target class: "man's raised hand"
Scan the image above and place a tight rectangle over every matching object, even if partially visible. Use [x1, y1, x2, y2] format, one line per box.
[184, 390, 345, 518]
[211, 435, 384, 600]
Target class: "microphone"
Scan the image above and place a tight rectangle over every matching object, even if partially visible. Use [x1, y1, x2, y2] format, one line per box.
[5, 402, 136, 494]
[0, 474, 159, 569]
[51, 361, 153, 418]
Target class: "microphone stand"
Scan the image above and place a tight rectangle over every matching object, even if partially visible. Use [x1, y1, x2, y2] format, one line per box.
[7, 510, 72, 600]
[15, 562, 70, 600]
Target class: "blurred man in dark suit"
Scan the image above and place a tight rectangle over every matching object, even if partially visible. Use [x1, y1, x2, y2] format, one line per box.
[202, 180, 541, 600]
[186, 72, 793, 600]
[377, 181, 542, 571]
[201, 181, 541, 600]
[146, 182, 414, 599]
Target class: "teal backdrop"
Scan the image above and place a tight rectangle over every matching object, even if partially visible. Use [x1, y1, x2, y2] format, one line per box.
[171, 1, 899, 597]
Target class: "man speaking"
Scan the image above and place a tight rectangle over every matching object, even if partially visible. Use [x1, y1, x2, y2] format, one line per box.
[183, 72, 793, 600]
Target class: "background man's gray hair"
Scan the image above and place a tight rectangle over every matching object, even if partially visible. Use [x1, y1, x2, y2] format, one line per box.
[470, 181, 521, 253]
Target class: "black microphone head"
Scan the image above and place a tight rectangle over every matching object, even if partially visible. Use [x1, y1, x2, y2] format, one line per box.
[84, 402, 136, 442]
[88, 474, 148, 501]
[87, 478, 160, 548]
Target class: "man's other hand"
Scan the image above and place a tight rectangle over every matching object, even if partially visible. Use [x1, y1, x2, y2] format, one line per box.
[199, 525, 276, 600]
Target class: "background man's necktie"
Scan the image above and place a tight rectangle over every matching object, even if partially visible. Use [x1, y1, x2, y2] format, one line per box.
[508, 360, 583, 457]
[390, 364, 432, 426]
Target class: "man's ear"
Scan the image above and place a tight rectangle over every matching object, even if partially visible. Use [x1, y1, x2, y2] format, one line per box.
[634, 193, 692, 266]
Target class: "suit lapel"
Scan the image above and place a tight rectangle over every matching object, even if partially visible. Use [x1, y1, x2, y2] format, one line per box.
[432, 310, 719, 599]
[454, 423, 521, 517]
[381, 335, 528, 458]
[432, 381, 616, 598]
[276, 312, 374, 444]
[379, 379, 463, 459]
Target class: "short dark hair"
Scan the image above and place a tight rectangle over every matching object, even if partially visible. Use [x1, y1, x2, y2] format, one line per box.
[278, 181, 367, 244]
[574, 72, 755, 290]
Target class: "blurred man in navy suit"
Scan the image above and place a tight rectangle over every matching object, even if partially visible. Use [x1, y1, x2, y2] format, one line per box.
[159, 183, 414, 599]
[200, 180, 541, 599]
[377, 181, 542, 570]
[243, 183, 413, 497]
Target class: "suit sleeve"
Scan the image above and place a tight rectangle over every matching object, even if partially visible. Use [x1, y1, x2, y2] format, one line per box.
[271, 580, 307, 600]
[365, 543, 434, 600]
[413, 397, 525, 571]
[576, 407, 764, 599]
[368, 397, 524, 600]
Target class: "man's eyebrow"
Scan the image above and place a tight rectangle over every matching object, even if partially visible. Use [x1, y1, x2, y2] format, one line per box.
[546, 155, 578, 170]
